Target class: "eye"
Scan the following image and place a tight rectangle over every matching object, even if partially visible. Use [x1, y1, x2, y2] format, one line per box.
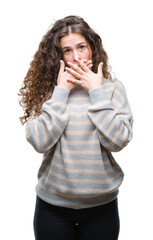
[64, 49, 71, 54]
[79, 45, 85, 50]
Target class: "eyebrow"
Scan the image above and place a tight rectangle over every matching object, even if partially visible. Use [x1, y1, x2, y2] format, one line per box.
[62, 42, 87, 50]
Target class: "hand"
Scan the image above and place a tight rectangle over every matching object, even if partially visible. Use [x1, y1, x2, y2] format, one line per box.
[57, 60, 76, 91]
[65, 59, 103, 91]
[57, 59, 94, 91]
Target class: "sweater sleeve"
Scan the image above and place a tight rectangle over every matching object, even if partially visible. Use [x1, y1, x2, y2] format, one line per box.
[87, 80, 133, 152]
[25, 86, 70, 153]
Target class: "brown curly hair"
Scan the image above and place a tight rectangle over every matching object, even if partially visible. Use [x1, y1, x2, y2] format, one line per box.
[18, 15, 114, 125]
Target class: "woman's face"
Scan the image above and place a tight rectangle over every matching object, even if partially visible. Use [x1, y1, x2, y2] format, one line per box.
[60, 33, 92, 65]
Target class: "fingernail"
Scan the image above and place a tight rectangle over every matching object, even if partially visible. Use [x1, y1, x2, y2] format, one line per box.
[67, 61, 71, 65]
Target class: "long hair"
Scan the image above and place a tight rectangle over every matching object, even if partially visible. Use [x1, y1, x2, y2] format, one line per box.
[18, 15, 113, 125]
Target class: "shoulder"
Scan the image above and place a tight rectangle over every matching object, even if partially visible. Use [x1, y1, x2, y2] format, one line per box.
[103, 78, 128, 100]
[103, 77, 124, 86]
[102, 77, 116, 91]
[103, 78, 127, 91]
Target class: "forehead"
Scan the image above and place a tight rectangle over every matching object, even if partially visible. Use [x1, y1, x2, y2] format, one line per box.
[60, 33, 87, 47]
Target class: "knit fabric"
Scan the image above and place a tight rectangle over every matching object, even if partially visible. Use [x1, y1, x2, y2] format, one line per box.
[25, 78, 133, 209]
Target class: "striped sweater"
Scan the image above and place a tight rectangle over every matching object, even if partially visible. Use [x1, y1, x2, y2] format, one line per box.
[25, 78, 133, 209]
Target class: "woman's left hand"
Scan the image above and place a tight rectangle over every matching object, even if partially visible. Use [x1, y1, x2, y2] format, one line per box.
[65, 59, 103, 91]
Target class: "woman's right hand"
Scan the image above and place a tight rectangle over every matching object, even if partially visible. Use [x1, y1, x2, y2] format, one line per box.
[57, 60, 76, 91]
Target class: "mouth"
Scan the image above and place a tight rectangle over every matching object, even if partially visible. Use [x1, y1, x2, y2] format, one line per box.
[65, 62, 79, 67]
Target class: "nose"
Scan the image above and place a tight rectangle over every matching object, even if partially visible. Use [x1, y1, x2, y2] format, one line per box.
[73, 50, 81, 63]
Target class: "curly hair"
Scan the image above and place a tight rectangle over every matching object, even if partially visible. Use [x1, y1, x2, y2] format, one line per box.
[18, 15, 114, 125]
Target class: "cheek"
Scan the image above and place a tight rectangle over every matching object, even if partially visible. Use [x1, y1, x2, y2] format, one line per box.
[63, 55, 72, 63]
[88, 48, 92, 60]
[83, 48, 92, 60]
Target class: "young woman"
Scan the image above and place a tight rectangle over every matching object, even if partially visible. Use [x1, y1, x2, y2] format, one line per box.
[18, 15, 133, 240]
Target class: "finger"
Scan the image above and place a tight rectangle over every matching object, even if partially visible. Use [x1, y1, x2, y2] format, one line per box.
[59, 60, 65, 74]
[65, 66, 82, 79]
[67, 61, 84, 75]
[87, 64, 92, 69]
[82, 59, 92, 66]
[83, 59, 87, 63]
[76, 59, 89, 72]
[97, 62, 103, 76]
[67, 78, 82, 85]
[84, 60, 93, 69]
[88, 64, 93, 69]
[66, 72, 77, 80]
[86, 60, 92, 66]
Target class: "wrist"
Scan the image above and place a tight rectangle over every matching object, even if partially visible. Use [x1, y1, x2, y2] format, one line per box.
[57, 85, 71, 92]
[51, 86, 70, 104]
[88, 85, 103, 91]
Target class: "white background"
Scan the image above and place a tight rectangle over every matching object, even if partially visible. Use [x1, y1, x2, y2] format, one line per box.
[0, 0, 153, 239]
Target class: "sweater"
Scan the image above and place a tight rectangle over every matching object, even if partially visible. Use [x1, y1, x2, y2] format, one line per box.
[25, 78, 133, 209]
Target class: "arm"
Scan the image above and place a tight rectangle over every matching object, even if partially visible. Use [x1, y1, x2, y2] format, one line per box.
[87, 80, 133, 152]
[25, 86, 70, 153]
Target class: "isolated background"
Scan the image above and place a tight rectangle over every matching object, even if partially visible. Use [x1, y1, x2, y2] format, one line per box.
[0, 0, 152, 239]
